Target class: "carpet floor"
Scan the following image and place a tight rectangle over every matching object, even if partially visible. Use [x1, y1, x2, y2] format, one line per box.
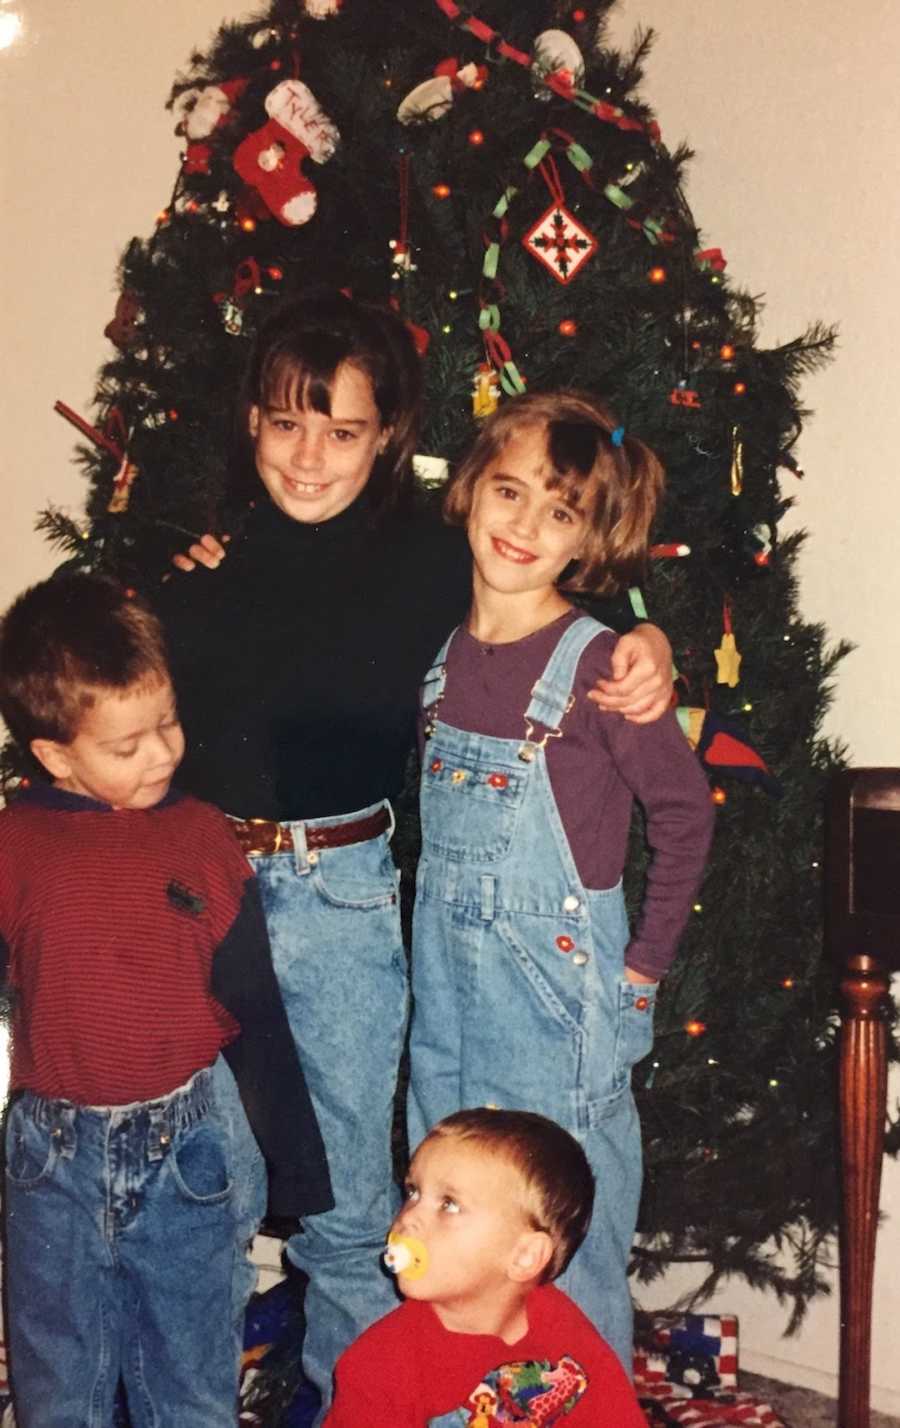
[743, 1372, 900, 1428]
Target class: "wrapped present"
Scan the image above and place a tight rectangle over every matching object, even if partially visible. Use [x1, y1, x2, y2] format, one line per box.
[635, 1313, 738, 1400]
[639, 1394, 785, 1426]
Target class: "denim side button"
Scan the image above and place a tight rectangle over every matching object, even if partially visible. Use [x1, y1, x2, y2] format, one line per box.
[572, 951, 589, 966]
[563, 895, 580, 912]
[307, 850, 320, 867]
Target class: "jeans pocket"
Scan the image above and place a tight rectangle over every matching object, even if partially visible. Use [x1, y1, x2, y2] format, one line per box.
[616, 979, 657, 1078]
[5, 1103, 59, 1189]
[168, 1116, 234, 1205]
[312, 840, 400, 911]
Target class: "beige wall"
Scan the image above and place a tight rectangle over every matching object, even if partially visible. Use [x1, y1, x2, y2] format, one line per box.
[3, 0, 899, 1406]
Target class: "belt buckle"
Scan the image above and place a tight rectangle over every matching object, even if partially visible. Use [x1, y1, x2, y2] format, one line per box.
[245, 817, 285, 856]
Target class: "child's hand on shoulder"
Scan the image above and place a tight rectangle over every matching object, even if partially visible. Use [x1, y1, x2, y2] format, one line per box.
[587, 624, 673, 724]
[171, 532, 230, 573]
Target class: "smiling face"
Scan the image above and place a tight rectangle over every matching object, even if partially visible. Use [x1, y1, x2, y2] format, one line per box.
[466, 425, 591, 601]
[32, 677, 185, 811]
[248, 360, 389, 524]
[389, 1134, 547, 1333]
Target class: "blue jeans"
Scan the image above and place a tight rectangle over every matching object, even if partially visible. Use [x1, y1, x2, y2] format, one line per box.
[5, 1066, 247, 1427]
[248, 801, 407, 1418]
[408, 618, 655, 1372]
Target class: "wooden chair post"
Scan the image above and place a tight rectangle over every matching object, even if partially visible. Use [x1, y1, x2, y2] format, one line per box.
[827, 770, 900, 1428]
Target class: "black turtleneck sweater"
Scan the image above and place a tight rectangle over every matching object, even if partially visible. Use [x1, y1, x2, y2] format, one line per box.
[155, 491, 636, 823]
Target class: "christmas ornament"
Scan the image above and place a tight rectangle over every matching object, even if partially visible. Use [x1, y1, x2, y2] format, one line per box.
[173, 78, 247, 140]
[730, 426, 743, 495]
[396, 60, 483, 125]
[104, 289, 143, 351]
[713, 600, 742, 687]
[522, 159, 597, 284]
[233, 80, 339, 226]
[688, 710, 782, 794]
[668, 385, 702, 409]
[431, 0, 658, 139]
[413, 454, 449, 488]
[250, 24, 281, 48]
[303, 0, 342, 16]
[52, 402, 139, 515]
[695, 247, 727, 274]
[531, 28, 585, 94]
[183, 142, 212, 175]
[472, 363, 500, 417]
[212, 257, 262, 336]
[746, 523, 773, 567]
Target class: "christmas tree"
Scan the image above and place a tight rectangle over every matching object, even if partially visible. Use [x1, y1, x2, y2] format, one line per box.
[33, 0, 863, 1342]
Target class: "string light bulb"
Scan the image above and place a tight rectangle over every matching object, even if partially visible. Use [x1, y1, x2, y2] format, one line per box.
[648, 266, 667, 285]
[468, 129, 485, 147]
[685, 1020, 707, 1038]
[558, 319, 578, 337]
[432, 182, 451, 200]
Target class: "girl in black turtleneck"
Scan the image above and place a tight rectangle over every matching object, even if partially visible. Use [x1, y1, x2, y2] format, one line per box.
[156, 292, 672, 1418]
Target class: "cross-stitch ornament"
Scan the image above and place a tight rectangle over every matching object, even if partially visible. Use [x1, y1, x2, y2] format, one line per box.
[523, 202, 597, 283]
[522, 154, 597, 284]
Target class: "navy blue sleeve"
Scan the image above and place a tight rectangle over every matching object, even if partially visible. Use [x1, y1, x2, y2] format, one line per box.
[212, 879, 333, 1218]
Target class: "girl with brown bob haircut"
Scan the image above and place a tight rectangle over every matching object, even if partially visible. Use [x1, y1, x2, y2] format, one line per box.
[443, 390, 664, 596]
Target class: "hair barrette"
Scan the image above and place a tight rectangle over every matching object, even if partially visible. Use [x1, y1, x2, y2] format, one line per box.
[610, 426, 625, 447]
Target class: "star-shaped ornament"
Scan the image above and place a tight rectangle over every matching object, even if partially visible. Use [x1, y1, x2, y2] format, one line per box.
[714, 632, 742, 687]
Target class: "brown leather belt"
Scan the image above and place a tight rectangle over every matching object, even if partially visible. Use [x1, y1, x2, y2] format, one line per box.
[230, 806, 390, 858]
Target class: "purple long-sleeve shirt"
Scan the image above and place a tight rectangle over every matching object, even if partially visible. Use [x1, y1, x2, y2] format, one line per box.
[419, 609, 714, 980]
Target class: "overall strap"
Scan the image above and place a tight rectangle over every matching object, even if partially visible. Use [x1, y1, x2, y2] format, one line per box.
[525, 615, 608, 729]
[421, 629, 459, 709]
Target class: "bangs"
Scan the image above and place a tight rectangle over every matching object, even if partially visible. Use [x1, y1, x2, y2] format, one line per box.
[258, 336, 351, 415]
[544, 420, 603, 510]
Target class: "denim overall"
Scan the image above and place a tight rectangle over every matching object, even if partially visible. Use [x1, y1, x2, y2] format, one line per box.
[408, 616, 656, 1372]
[248, 801, 407, 1419]
[5, 1066, 243, 1427]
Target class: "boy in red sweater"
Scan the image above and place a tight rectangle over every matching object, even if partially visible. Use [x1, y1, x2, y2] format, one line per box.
[324, 1108, 646, 1427]
[0, 573, 331, 1427]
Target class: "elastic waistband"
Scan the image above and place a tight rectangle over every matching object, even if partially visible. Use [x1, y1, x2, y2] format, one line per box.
[21, 1065, 214, 1140]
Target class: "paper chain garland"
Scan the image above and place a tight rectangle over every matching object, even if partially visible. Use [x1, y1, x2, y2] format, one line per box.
[430, 0, 660, 142]
[476, 130, 676, 396]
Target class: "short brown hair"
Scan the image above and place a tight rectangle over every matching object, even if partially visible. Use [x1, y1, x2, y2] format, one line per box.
[0, 573, 170, 750]
[422, 1108, 595, 1281]
[444, 391, 664, 595]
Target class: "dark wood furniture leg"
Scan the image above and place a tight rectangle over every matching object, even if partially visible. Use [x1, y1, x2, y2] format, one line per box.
[839, 953, 889, 1428]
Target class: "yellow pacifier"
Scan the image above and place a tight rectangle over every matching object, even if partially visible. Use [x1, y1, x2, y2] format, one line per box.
[383, 1232, 429, 1280]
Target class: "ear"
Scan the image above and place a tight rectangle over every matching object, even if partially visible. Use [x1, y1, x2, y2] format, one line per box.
[507, 1229, 554, 1285]
[29, 738, 73, 782]
[248, 404, 260, 439]
[377, 425, 394, 457]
